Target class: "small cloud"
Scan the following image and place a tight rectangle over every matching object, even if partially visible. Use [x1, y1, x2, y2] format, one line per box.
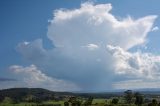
[83, 44, 99, 51]
[144, 46, 148, 50]
[24, 41, 30, 45]
[152, 26, 159, 32]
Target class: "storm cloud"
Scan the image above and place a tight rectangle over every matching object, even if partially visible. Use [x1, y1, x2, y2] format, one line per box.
[13, 2, 160, 91]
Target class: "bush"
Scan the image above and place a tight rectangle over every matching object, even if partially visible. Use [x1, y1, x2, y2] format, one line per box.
[112, 98, 119, 104]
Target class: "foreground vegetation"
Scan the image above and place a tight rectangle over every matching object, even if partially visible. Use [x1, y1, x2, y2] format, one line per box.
[1, 88, 160, 106]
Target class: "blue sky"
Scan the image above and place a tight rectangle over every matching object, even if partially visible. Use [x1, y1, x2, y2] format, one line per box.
[0, 0, 160, 91]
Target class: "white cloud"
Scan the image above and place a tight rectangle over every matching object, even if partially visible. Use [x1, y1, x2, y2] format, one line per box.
[9, 65, 79, 91]
[82, 43, 99, 51]
[48, 2, 157, 50]
[15, 2, 159, 91]
[107, 45, 160, 89]
[151, 26, 159, 32]
[113, 80, 160, 90]
[23, 41, 30, 45]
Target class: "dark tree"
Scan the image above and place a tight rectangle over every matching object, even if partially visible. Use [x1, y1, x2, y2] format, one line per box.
[87, 96, 93, 105]
[71, 103, 75, 106]
[112, 98, 119, 104]
[84, 96, 93, 106]
[64, 101, 69, 106]
[148, 99, 158, 106]
[124, 90, 133, 104]
[0, 93, 4, 103]
[152, 99, 158, 106]
[76, 100, 81, 106]
[148, 103, 152, 106]
[68, 96, 76, 103]
[135, 92, 143, 106]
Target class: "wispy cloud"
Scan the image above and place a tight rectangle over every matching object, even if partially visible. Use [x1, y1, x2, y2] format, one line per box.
[82, 44, 99, 51]
[151, 26, 159, 32]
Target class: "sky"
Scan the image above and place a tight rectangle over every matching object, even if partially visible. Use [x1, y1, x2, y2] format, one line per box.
[0, 0, 160, 92]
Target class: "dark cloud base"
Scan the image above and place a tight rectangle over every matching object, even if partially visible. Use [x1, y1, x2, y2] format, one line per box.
[0, 78, 17, 82]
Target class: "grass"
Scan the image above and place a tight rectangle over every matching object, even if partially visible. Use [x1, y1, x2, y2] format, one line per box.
[0, 99, 150, 106]
[43, 100, 64, 106]
[93, 98, 107, 104]
[0, 100, 65, 106]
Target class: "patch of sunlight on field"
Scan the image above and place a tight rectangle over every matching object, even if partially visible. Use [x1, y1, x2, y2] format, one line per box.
[43, 100, 64, 106]
[92, 99, 107, 104]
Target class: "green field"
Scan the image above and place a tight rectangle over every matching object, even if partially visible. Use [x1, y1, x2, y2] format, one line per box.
[0, 88, 159, 106]
[0, 99, 152, 106]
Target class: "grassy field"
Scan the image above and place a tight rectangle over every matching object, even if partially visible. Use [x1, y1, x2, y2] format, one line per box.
[0, 100, 65, 106]
[0, 98, 152, 106]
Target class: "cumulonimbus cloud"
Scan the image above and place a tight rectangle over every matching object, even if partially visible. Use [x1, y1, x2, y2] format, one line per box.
[12, 2, 160, 91]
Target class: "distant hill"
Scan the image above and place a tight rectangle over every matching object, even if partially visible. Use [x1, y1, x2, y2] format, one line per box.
[0, 88, 80, 96]
[0, 88, 123, 102]
[0, 88, 53, 96]
[1, 88, 160, 103]
[0, 88, 74, 102]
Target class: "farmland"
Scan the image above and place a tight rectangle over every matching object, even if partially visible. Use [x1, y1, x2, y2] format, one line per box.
[1, 88, 160, 106]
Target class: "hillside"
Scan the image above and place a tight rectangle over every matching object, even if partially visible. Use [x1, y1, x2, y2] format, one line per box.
[0, 88, 75, 102]
[1, 88, 160, 103]
[0, 88, 123, 102]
